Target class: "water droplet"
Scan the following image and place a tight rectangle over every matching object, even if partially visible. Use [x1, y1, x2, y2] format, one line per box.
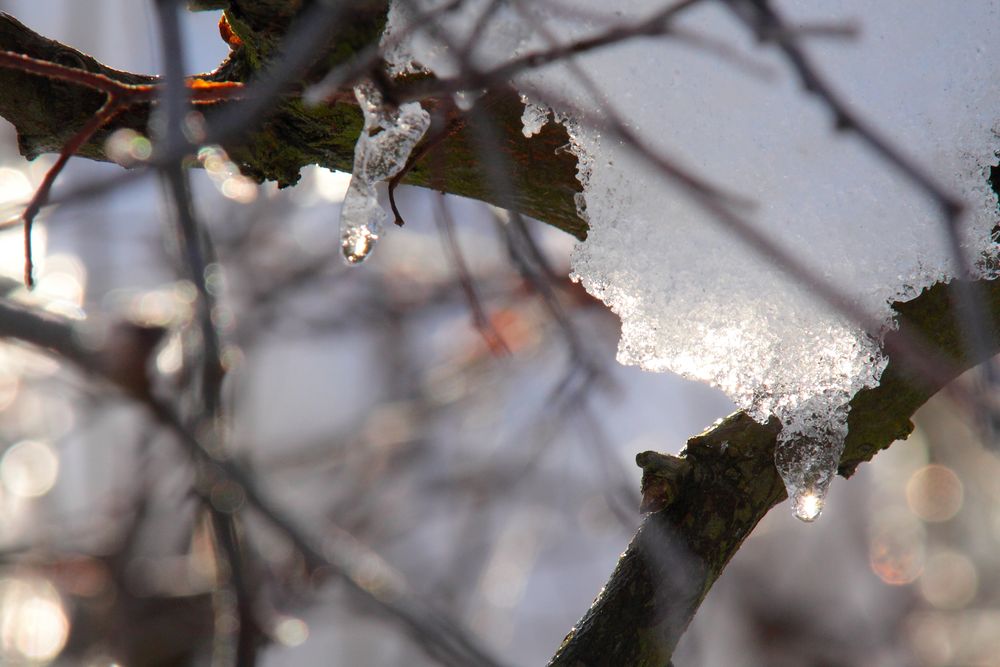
[793, 488, 823, 522]
[774, 397, 848, 524]
[341, 227, 378, 264]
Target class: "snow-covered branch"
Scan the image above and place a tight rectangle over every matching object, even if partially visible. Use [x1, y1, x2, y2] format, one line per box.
[552, 277, 1000, 664]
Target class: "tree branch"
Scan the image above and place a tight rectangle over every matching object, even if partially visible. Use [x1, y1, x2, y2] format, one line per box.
[548, 277, 1000, 666]
[0, 8, 586, 239]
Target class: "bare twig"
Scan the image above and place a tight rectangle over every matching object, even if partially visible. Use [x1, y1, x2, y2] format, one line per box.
[0, 295, 505, 667]
[397, 0, 708, 99]
[0, 49, 245, 286]
[388, 106, 466, 227]
[433, 193, 510, 355]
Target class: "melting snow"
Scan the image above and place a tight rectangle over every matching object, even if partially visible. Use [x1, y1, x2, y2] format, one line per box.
[385, 0, 1000, 519]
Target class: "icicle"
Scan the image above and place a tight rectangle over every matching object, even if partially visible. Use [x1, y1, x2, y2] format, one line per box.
[339, 81, 431, 265]
[774, 396, 850, 522]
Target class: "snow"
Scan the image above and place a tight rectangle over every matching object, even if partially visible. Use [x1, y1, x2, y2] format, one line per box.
[340, 82, 430, 264]
[384, 0, 1000, 519]
[519, 95, 550, 138]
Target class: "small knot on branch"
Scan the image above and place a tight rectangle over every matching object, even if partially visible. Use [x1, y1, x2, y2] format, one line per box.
[636, 451, 690, 513]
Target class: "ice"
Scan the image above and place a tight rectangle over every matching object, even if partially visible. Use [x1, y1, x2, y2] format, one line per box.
[339, 82, 431, 264]
[774, 396, 850, 522]
[386, 1, 1000, 519]
[520, 95, 550, 138]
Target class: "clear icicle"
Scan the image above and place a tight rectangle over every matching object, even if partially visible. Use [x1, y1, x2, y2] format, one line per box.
[339, 81, 431, 264]
[774, 396, 850, 522]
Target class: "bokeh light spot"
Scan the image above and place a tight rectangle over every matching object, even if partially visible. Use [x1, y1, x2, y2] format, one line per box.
[920, 550, 978, 609]
[0, 577, 69, 663]
[1, 441, 59, 499]
[869, 513, 925, 585]
[274, 617, 309, 647]
[104, 128, 152, 165]
[906, 612, 953, 667]
[907, 464, 963, 522]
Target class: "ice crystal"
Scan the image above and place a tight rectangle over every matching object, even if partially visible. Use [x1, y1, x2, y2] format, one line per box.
[520, 95, 550, 138]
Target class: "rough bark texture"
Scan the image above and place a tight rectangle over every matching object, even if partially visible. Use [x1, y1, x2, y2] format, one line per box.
[0, 3, 996, 666]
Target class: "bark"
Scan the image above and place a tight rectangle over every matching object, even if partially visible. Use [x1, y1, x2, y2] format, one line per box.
[0, 3, 996, 666]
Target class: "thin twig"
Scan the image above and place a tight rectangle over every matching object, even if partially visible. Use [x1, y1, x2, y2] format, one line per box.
[0, 49, 245, 287]
[395, 0, 708, 99]
[433, 193, 510, 355]
[388, 106, 466, 226]
[398, 0, 603, 374]
[303, 0, 465, 105]
[727, 0, 962, 215]
[21, 97, 126, 286]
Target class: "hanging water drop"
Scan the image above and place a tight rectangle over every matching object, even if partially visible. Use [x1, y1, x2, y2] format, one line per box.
[338, 175, 385, 266]
[793, 488, 823, 522]
[342, 225, 378, 264]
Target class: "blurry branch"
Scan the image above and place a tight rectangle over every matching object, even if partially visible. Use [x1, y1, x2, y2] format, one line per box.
[0, 297, 505, 667]
[434, 193, 510, 355]
[397, 0, 711, 97]
[152, 1, 256, 664]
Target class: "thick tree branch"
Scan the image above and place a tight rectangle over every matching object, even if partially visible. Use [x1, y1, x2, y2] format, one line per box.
[548, 278, 1000, 666]
[0, 9, 585, 239]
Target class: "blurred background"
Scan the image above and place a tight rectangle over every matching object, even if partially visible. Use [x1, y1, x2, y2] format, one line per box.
[0, 2, 996, 666]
